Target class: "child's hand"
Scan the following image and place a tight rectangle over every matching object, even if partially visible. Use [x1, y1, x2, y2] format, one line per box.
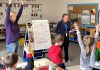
[24, 43, 31, 54]
[8, 0, 12, 4]
[0, 57, 4, 64]
[21, 0, 24, 5]
[74, 22, 79, 31]
[96, 24, 100, 33]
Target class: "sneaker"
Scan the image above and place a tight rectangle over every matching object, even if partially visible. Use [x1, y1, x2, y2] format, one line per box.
[65, 67, 69, 70]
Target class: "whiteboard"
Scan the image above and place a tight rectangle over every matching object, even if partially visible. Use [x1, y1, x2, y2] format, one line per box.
[31, 20, 51, 50]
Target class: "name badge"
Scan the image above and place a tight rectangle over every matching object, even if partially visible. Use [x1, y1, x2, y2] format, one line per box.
[66, 33, 67, 37]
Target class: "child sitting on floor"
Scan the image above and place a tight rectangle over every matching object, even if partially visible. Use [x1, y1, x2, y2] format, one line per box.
[0, 43, 34, 70]
[0, 53, 18, 70]
[74, 23, 99, 70]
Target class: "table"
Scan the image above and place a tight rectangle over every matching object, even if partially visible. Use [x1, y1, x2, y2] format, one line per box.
[34, 58, 56, 68]
[17, 58, 63, 70]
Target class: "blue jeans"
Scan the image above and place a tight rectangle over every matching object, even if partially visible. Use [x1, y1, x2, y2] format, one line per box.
[6, 41, 19, 54]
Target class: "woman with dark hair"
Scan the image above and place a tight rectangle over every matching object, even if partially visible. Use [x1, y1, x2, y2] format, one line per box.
[56, 13, 71, 62]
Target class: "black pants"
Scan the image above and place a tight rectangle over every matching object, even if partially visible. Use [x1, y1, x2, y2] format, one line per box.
[92, 68, 99, 70]
[62, 37, 69, 62]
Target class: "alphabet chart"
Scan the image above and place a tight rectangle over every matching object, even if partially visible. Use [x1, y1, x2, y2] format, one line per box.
[30, 20, 51, 50]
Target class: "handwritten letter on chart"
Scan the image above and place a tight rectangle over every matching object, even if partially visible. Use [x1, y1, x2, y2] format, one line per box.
[32, 20, 51, 50]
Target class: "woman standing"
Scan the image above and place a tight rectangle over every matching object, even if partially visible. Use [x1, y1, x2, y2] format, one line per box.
[56, 14, 71, 62]
[5, 0, 24, 53]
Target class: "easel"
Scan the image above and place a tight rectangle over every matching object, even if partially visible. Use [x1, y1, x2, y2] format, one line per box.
[23, 20, 51, 61]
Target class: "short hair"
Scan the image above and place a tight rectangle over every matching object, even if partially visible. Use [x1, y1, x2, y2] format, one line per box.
[62, 13, 68, 18]
[55, 35, 64, 43]
[10, 11, 16, 16]
[4, 53, 18, 67]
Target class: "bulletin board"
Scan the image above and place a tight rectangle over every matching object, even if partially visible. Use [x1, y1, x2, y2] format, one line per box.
[0, 2, 42, 24]
[99, 10, 100, 23]
[68, 3, 98, 27]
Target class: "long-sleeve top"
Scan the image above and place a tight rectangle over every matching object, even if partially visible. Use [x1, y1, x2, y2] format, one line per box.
[47, 45, 63, 64]
[0, 54, 34, 70]
[90, 34, 100, 69]
[56, 20, 70, 37]
[77, 30, 98, 69]
[5, 4, 23, 44]
[24, 54, 34, 70]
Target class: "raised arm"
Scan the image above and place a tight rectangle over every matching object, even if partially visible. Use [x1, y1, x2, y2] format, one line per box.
[0, 57, 6, 70]
[0, 57, 4, 64]
[90, 24, 100, 69]
[69, 29, 76, 33]
[5, 0, 12, 26]
[94, 25, 99, 43]
[24, 43, 34, 70]
[74, 23, 85, 52]
[16, 0, 24, 22]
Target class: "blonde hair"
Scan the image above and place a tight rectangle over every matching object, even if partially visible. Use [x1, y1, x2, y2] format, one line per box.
[55, 35, 64, 43]
[10, 11, 16, 16]
[83, 36, 94, 56]
[83, 36, 94, 46]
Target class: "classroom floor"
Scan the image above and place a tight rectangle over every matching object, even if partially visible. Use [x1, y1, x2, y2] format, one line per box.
[0, 41, 80, 70]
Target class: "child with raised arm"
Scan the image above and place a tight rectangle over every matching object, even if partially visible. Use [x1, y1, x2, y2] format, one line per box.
[90, 25, 100, 70]
[74, 23, 99, 70]
[5, 0, 23, 53]
[0, 43, 34, 70]
[23, 43, 34, 70]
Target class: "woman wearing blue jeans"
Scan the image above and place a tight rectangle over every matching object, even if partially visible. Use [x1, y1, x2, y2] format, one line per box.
[5, 0, 23, 53]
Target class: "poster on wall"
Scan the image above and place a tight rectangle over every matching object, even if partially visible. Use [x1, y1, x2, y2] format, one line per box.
[91, 15, 95, 24]
[0, 2, 42, 24]
[81, 10, 90, 24]
[81, 15, 90, 24]
[70, 12, 78, 19]
[31, 20, 51, 50]
[68, 6, 74, 10]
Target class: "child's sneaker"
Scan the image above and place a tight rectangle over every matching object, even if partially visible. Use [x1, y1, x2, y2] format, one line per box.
[65, 67, 69, 70]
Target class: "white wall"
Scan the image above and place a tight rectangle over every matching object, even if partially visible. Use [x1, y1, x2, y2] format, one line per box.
[42, 0, 68, 22]
[54, 0, 68, 22]
[1, 0, 100, 22]
[0, 0, 68, 22]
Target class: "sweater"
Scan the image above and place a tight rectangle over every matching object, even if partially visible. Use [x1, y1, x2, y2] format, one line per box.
[5, 4, 23, 44]
[77, 31, 98, 69]
[47, 45, 63, 64]
[24, 54, 34, 70]
[90, 33, 100, 69]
